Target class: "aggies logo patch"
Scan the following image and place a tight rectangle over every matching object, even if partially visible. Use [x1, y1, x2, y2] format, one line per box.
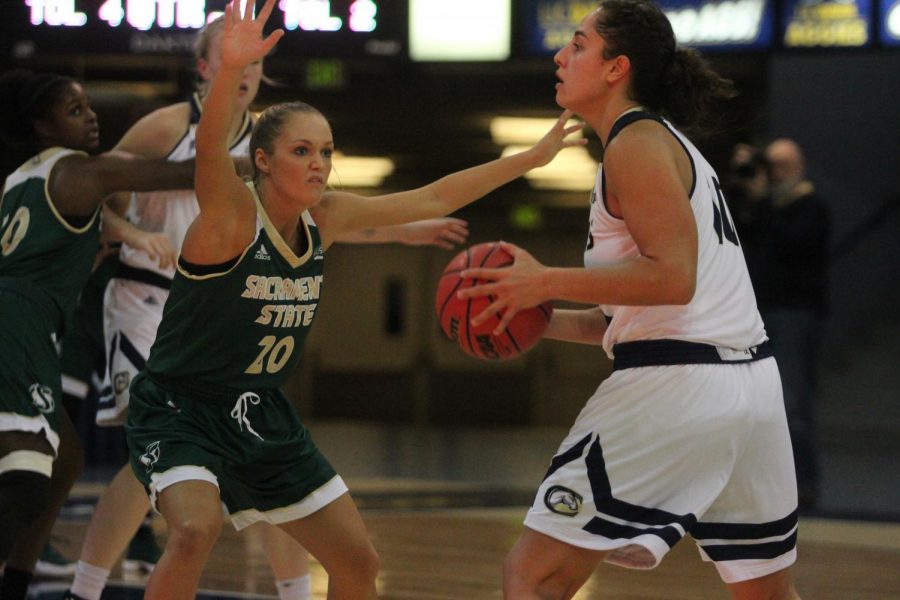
[29, 383, 55, 414]
[544, 485, 583, 517]
[114, 371, 131, 394]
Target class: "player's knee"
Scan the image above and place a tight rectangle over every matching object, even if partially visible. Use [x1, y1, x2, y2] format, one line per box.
[728, 568, 801, 600]
[356, 544, 380, 584]
[167, 515, 223, 557]
[0, 469, 52, 520]
[0, 470, 52, 558]
[502, 550, 535, 593]
[329, 541, 379, 588]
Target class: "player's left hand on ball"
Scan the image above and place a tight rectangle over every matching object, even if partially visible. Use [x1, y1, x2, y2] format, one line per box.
[458, 241, 547, 334]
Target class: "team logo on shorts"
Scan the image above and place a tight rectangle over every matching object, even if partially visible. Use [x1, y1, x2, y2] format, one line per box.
[114, 371, 131, 394]
[29, 383, 55, 414]
[139, 441, 161, 473]
[544, 485, 583, 517]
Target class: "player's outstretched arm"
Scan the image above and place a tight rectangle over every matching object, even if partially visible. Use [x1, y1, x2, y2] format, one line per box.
[49, 151, 195, 218]
[314, 111, 585, 246]
[332, 218, 469, 250]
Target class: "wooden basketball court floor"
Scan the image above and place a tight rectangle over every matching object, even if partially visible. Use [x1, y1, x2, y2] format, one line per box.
[27, 479, 900, 600]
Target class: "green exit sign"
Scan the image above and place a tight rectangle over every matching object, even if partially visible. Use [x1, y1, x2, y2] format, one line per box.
[306, 59, 346, 90]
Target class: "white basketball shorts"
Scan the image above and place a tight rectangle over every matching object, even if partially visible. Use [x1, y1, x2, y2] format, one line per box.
[524, 348, 798, 584]
[97, 277, 167, 426]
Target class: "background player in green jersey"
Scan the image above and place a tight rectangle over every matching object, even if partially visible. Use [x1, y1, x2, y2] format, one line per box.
[0, 69, 199, 598]
[121, 2, 584, 599]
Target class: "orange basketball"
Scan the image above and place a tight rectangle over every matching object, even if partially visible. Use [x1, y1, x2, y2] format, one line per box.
[435, 242, 552, 361]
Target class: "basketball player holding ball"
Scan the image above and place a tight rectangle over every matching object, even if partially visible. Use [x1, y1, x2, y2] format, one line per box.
[459, 1, 802, 598]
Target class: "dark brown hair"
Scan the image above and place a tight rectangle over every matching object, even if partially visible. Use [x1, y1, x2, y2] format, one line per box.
[0, 69, 76, 176]
[593, 0, 736, 133]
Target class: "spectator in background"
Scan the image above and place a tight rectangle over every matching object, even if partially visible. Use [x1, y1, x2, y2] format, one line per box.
[762, 138, 830, 511]
[727, 139, 830, 510]
[724, 143, 773, 294]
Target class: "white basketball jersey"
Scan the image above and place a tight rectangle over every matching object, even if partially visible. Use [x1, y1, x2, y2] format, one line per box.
[585, 111, 766, 356]
[118, 94, 254, 279]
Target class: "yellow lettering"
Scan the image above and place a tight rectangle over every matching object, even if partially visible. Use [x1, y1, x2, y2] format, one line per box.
[271, 277, 284, 301]
[255, 302, 319, 328]
[305, 275, 322, 300]
[282, 306, 296, 328]
[253, 276, 269, 299]
[255, 305, 273, 325]
[301, 304, 317, 326]
[242, 275, 260, 299]
[785, 18, 868, 46]
[282, 278, 296, 301]
[271, 304, 287, 327]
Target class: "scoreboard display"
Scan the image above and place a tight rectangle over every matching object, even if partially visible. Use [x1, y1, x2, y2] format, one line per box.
[3, 0, 898, 66]
[4, 0, 406, 59]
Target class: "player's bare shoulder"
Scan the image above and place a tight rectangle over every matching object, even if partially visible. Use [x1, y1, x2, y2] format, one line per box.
[114, 101, 193, 158]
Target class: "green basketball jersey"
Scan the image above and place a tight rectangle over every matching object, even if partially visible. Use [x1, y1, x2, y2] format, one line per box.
[0, 148, 100, 329]
[146, 186, 325, 395]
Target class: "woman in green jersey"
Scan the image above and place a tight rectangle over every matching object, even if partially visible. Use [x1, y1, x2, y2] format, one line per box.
[67, 14, 469, 600]
[0, 69, 197, 596]
[122, 1, 584, 599]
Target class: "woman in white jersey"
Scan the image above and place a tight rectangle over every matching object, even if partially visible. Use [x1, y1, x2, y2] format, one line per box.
[66, 14, 468, 600]
[460, 1, 802, 598]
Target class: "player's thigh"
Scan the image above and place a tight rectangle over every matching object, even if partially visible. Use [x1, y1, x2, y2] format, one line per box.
[278, 493, 377, 576]
[156, 479, 223, 538]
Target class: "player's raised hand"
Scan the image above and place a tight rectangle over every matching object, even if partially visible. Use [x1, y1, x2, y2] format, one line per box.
[222, 0, 284, 70]
[529, 110, 587, 167]
[403, 218, 470, 249]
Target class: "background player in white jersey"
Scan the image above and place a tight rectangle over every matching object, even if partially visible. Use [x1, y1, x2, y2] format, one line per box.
[459, 1, 802, 598]
[66, 14, 468, 600]
[123, 2, 580, 598]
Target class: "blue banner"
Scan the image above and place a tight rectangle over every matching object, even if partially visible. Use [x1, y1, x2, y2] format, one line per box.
[520, 0, 773, 54]
[781, 0, 873, 47]
[658, 0, 774, 50]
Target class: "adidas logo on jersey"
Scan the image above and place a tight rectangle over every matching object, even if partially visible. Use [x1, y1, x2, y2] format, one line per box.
[254, 244, 271, 261]
[313, 245, 325, 260]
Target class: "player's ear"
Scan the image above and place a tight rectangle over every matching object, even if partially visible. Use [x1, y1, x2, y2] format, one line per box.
[254, 148, 270, 175]
[607, 54, 631, 84]
[33, 118, 54, 143]
[197, 58, 212, 83]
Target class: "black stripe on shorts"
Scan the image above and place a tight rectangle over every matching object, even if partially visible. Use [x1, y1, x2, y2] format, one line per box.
[691, 510, 799, 561]
[118, 332, 147, 372]
[698, 530, 798, 561]
[543, 433, 592, 480]
[583, 516, 685, 548]
[692, 509, 798, 540]
[585, 436, 697, 547]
